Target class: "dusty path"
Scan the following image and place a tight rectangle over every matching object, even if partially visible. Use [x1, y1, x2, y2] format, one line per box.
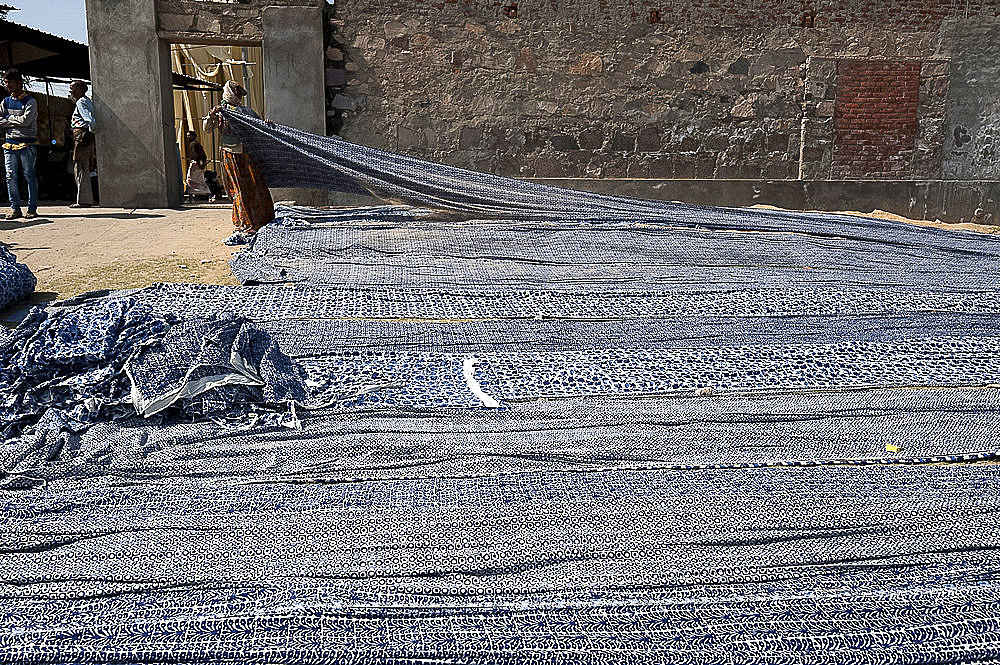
[0, 202, 240, 307]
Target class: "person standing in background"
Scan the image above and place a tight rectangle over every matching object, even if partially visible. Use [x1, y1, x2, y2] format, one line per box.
[0, 69, 39, 220]
[68, 80, 96, 208]
[184, 130, 211, 198]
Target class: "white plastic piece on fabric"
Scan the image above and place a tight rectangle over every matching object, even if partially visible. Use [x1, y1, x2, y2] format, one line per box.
[462, 357, 500, 408]
[281, 402, 302, 430]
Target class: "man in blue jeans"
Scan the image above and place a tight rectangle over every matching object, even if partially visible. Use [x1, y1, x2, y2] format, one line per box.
[0, 69, 39, 220]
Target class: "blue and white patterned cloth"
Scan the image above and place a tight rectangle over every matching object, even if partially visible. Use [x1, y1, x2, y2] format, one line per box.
[2, 118, 1000, 663]
[0, 245, 35, 311]
[0, 298, 305, 449]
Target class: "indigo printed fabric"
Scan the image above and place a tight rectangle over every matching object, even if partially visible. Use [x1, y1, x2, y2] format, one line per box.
[0, 245, 35, 311]
[3, 118, 1000, 663]
[0, 299, 305, 447]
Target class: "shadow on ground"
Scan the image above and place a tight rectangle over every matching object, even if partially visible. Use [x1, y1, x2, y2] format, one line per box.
[37, 212, 165, 220]
[0, 219, 53, 231]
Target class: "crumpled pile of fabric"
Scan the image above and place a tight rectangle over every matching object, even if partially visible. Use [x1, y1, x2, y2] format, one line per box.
[0, 245, 35, 311]
[125, 314, 306, 423]
[0, 297, 306, 444]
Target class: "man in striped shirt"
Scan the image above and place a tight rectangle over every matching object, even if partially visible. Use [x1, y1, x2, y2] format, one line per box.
[0, 69, 38, 220]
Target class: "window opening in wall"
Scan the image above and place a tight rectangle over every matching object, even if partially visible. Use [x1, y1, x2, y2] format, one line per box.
[170, 43, 263, 200]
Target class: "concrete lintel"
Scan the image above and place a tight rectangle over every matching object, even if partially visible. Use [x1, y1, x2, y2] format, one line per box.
[157, 32, 262, 46]
[279, 179, 998, 225]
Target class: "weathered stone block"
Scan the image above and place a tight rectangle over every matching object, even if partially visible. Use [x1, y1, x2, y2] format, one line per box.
[703, 134, 729, 151]
[759, 48, 806, 67]
[641, 158, 670, 178]
[195, 12, 221, 33]
[922, 62, 948, 77]
[626, 159, 649, 178]
[727, 56, 750, 76]
[767, 132, 791, 153]
[637, 126, 661, 153]
[731, 95, 756, 118]
[674, 156, 697, 178]
[325, 68, 347, 86]
[533, 156, 565, 177]
[600, 158, 629, 178]
[158, 13, 193, 32]
[459, 126, 483, 149]
[384, 20, 406, 38]
[332, 93, 356, 110]
[677, 135, 700, 152]
[396, 125, 424, 148]
[568, 53, 603, 75]
[550, 134, 580, 151]
[801, 145, 827, 162]
[611, 132, 636, 152]
[695, 156, 716, 179]
[496, 20, 521, 35]
[764, 161, 796, 179]
[716, 164, 739, 178]
[578, 129, 604, 150]
[464, 21, 486, 36]
[513, 47, 537, 71]
[523, 133, 547, 152]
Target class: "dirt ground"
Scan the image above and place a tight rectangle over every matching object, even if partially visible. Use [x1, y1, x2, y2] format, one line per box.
[1, 202, 241, 306]
[1, 200, 996, 319]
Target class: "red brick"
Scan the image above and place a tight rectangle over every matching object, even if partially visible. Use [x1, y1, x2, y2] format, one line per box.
[832, 60, 919, 178]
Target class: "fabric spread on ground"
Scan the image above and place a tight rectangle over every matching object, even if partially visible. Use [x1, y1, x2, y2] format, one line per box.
[2, 115, 1000, 663]
[0, 245, 35, 312]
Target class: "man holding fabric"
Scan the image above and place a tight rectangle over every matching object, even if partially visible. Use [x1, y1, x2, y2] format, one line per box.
[0, 69, 39, 220]
[69, 80, 97, 208]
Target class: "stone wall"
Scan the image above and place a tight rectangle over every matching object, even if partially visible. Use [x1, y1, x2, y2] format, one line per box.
[324, 0, 1000, 182]
[155, 0, 322, 42]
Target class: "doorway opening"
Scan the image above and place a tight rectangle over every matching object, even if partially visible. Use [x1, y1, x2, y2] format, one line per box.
[170, 43, 264, 202]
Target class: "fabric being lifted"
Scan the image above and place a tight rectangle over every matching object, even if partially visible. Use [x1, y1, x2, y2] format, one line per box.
[223, 110, 933, 235]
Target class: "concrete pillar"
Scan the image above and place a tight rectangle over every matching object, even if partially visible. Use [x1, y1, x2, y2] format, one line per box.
[85, 0, 180, 208]
[262, 5, 326, 204]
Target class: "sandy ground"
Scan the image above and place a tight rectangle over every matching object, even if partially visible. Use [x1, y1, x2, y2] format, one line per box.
[0, 202, 241, 308]
[0, 199, 996, 322]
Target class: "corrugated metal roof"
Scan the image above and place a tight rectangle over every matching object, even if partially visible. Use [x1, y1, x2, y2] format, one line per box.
[0, 19, 90, 79]
[0, 20, 219, 90]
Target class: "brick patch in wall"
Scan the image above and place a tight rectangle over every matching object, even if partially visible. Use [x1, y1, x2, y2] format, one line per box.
[831, 60, 920, 179]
